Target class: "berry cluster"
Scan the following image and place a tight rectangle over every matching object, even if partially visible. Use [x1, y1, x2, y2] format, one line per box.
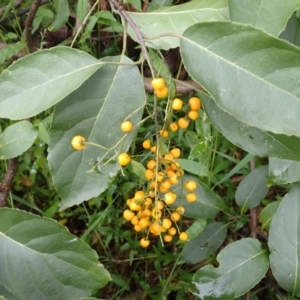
[151, 78, 168, 98]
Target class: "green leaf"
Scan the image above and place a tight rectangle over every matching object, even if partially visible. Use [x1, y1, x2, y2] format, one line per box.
[186, 218, 207, 240]
[229, 0, 300, 36]
[48, 0, 69, 31]
[0, 121, 37, 159]
[259, 201, 280, 230]
[171, 175, 225, 219]
[129, 160, 146, 179]
[0, 208, 111, 300]
[124, 0, 142, 11]
[202, 94, 300, 161]
[0, 42, 25, 65]
[179, 222, 227, 265]
[0, 47, 102, 120]
[48, 55, 145, 210]
[192, 238, 269, 299]
[76, 0, 90, 23]
[0, 285, 18, 300]
[176, 158, 209, 177]
[280, 14, 300, 47]
[127, 0, 229, 50]
[235, 166, 269, 212]
[181, 22, 300, 138]
[268, 157, 300, 185]
[269, 183, 300, 296]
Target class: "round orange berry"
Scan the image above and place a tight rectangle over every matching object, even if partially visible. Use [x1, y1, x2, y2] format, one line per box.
[140, 237, 150, 248]
[189, 97, 201, 110]
[172, 98, 183, 111]
[121, 120, 133, 133]
[178, 118, 189, 129]
[71, 135, 86, 150]
[151, 78, 165, 90]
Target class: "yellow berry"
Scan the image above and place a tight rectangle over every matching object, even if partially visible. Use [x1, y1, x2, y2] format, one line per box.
[168, 227, 177, 235]
[145, 169, 155, 180]
[169, 174, 179, 185]
[161, 180, 172, 191]
[121, 121, 133, 133]
[172, 98, 183, 111]
[129, 201, 142, 211]
[169, 122, 179, 132]
[178, 118, 189, 129]
[71, 135, 86, 150]
[155, 200, 164, 211]
[151, 78, 165, 90]
[140, 237, 150, 248]
[150, 145, 157, 153]
[118, 153, 131, 166]
[155, 86, 168, 98]
[131, 216, 139, 225]
[123, 209, 135, 221]
[156, 172, 165, 183]
[189, 97, 201, 111]
[146, 159, 156, 170]
[151, 208, 162, 219]
[188, 110, 199, 120]
[170, 148, 181, 159]
[139, 217, 150, 229]
[163, 153, 174, 163]
[134, 225, 142, 232]
[186, 192, 197, 203]
[179, 232, 189, 241]
[141, 209, 151, 217]
[162, 218, 172, 230]
[143, 139, 151, 149]
[185, 180, 197, 192]
[171, 212, 181, 222]
[164, 234, 173, 242]
[164, 192, 177, 205]
[159, 129, 169, 138]
[176, 206, 185, 214]
[144, 198, 153, 207]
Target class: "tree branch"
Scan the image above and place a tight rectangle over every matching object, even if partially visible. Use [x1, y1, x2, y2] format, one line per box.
[0, 158, 18, 207]
[24, 0, 42, 53]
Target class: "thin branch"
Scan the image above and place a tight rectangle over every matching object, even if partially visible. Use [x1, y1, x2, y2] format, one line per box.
[24, 0, 42, 53]
[109, 0, 155, 77]
[250, 158, 257, 238]
[0, 0, 48, 25]
[0, 158, 18, 207]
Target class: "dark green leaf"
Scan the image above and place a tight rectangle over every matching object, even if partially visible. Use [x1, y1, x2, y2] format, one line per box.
[269, 183, 300, 296]
[235, 166, 269, 211]
[0, 47, 102, 120]
[192, 238, 269, 299]
[181, 22, 300, 138]
[48, 55, 145, 210]
[0, 121, 37, 159]
[0, 42, 25, 65]
[0, 208, 111, 300]
[179, 222, 227, 264]
[268, 157, 300, 185]
[186, 218, 207, 240]
[229, 0, 300, 36]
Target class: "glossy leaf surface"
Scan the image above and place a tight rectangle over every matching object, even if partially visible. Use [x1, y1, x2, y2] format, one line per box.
[181, 22, 300, 137]
[259, 201, 280, 230]
[48, 55, 145, 210]
[0, 47, 101, 120]
[127, 0, 229, 50]
[0, 208, 111, 300]
[192, 238, 268, 299]
[0, 121, 37, 159]
[269, 183, 300, 296]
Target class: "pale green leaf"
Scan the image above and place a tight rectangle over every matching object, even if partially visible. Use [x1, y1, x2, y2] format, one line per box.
[181, 22, 300, 137]
[268, 157, 300, 185]
[229, 0, 300, 36]
[179, 222, 227, 264]
[269, 183, 300, 296]
[0, 121, 37, 159]
[171, 175, 225, 219]
[127, 0, 229, 50]
[76, 0, 90, 23]
[0, 208, 111, 300]
[235, 166, 269, 212]
[48, 0, 69, 31]
[186, 218, 207, 240]
[202, 94, 300, 161]
[280, 14, 300, 47]
[48, 55, 145, 210]
[259, 201, 280, 230]
[192, 238, 269, 299]
[0, 47, 102, 120]
[176, 158, 208, 177]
